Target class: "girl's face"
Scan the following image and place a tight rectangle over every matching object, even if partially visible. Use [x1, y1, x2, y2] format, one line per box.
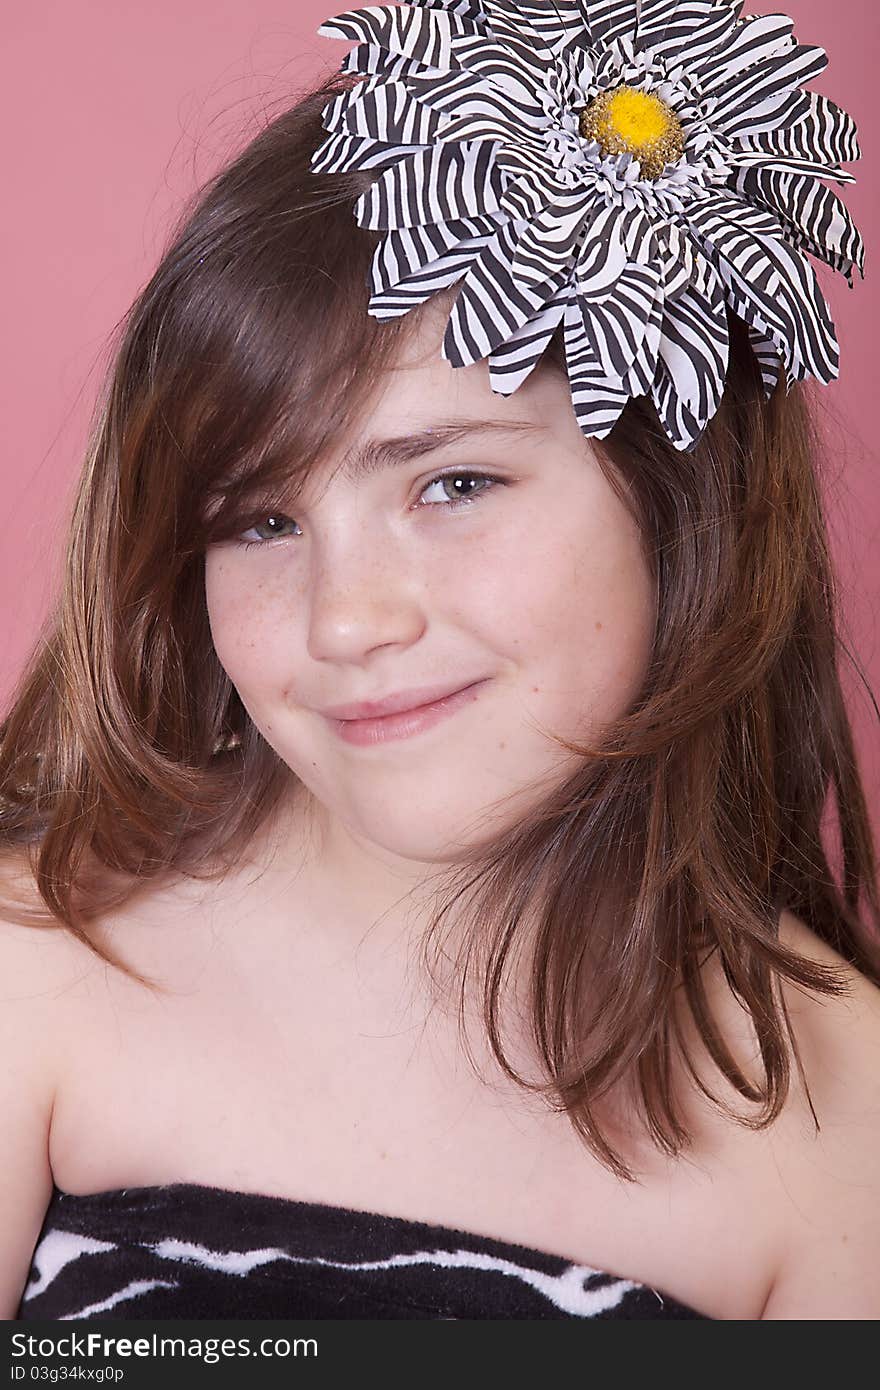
[204, 305, 657, 868]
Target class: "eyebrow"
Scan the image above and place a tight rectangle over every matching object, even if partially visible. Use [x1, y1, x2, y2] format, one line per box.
[336, 419, 547, 484]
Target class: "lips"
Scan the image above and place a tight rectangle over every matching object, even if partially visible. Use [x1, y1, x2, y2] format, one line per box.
[324, 680, 489, 746]
[320, 679, 484, 722]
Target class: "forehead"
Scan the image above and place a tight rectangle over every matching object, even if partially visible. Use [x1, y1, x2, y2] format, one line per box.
[329, 294, 574, 483]
[334, 417, 551, 487]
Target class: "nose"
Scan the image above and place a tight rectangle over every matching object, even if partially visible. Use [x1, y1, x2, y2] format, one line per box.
[305, 523, 427, 664]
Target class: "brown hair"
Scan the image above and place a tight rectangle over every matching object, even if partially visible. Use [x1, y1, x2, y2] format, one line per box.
[2, 71, 878, 1179]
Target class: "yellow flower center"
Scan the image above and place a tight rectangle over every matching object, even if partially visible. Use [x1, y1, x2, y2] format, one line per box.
[579, 86, 685, 180]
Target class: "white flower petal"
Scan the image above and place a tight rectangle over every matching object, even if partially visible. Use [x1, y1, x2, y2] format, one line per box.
[575, 205, 630, 301]
[480, 0, 583, 60]
[317, 4, 481, 69]
[621, 209, 656, 266]
[707, 42, 828, 131]
[443, 220, 570, 366]
[657, 271, 729, 421]
[355, 142, 507, 230]
[499, 170, 563, 223]
[581, 263, 663, 380]
[747, 325, 785, 399]
[732, 168, 865, 278]
[686, 193, 839, 382]
[717, 86, 812, 139]
[654, 223, 700, 301]
[404, 62, 548, 136]
[488, 284, 570, 395]
[730, 152, 855, 186]
[493, 142, 554, 185]
[445, 34, 554, 121]
[621, 274, 666, 397]
[414, 0, 484, 17]
[311, 131, 428, 175]
[650, 362, 706, 452]
[333, 78, 442, 145]
[636, 1, 738, 67]
[563, 298, 631, 439]
[340, 40, 445, 84]
[692, 13, 795, 93]
[734, 91, 861, 166]
[584, 1, 641, 48]
[510, 194, 594, 292]
[368, 214, 500, 299]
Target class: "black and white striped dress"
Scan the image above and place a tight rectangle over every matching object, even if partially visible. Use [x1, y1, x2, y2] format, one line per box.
[18, 1183, 708, 1319]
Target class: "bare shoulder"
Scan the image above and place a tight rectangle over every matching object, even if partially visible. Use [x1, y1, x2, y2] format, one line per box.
[0, 853, 102, 1315]
[0, 851, 112, 1089]
[759, 910, 880, 1318]
[774, 909, 880, 1090]
[0, 853, 102, 1081]
[666, 907, 880, 1318]
[0, 852, 105, 989]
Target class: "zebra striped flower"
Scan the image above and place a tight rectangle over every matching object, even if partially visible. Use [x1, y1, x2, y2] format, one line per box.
[311, 0, 864, 452]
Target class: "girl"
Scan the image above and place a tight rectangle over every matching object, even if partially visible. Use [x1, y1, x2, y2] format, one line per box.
[2, 4, 879, 1320]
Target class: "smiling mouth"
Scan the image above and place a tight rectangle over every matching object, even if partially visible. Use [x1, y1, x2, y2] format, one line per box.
[320, 678, 489, 722]
[324, 680, 489, 746]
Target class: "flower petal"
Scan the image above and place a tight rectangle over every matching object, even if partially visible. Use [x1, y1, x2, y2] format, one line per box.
[481, 0, 584, 59]
[368, 214, 501, 301]
[333, 77, 442, 145]
[657, 270, 729, 421]
[575, 204, 630, 301]
[443, 0, 570, 86]
[654, 222, 701, 301]
[488, 284, 569, 395]
[692, 12, 795, 93]
[747, 326, 785, 400]
[337, 38, 442, 83]
[582, 1, 640, 47]
[716, 85, 811, 139]
[443, 220, 570, 366]
[685, 193, 839, 381]
[581, 263, 664, 380]
[444, 34, 555, 122]
[621, 276, 666, 397]
[340, 40, 445, 83]
[649, 362, 706, 453]
[563, 297, 631, 439]
[733, 91, 861, 165]
[721, 275, 808, 383]
[707, 43, 827, 131]
[494, 142, 555, 184]
[636, 1, 738, 66]
[732, 168, 865, 278]
[416, 0, 485, 18]
[729, 151, 855, 186]
[311, 131, 427, 175]
[355, 141, 507, 229]
[499, 169, 563, 222]
[403, 67, 547, 144]
[620, 208, 657, 266]
[510, 194, 594, 292]
[318, 4, 481, 68]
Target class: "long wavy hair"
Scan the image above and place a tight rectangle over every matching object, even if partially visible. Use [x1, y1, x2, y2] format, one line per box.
[2, 71, 878, 1179]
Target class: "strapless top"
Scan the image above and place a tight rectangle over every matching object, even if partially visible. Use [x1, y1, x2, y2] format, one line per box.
[18, 1183, 709, 1320]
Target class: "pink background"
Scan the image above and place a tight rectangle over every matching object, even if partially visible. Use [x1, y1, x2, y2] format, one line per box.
[2, 2, 878, 845]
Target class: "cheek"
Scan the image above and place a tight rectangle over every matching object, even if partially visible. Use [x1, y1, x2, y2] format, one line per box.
[204, 556, 295, 695]
[463, 494, 655, 719]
